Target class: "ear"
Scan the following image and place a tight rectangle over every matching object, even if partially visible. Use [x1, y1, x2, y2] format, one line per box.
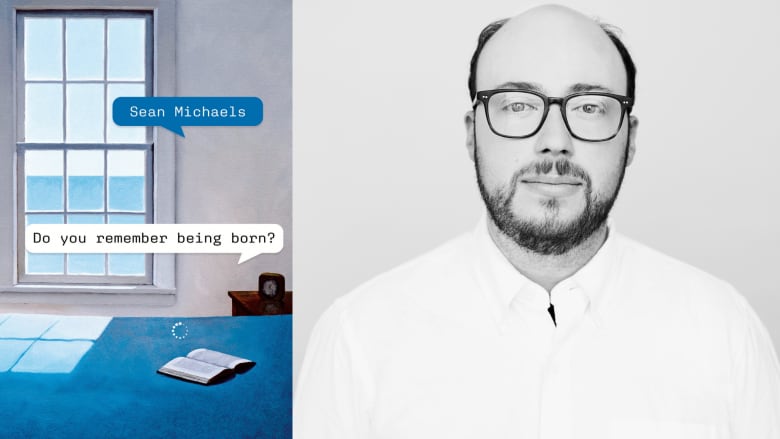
[464, 110, 476, 162]
[625, 115, 639, 166]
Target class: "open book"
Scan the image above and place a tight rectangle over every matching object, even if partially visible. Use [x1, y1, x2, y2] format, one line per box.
[157, 348, 255, 385]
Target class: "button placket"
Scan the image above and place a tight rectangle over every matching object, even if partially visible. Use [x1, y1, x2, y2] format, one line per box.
[538, 286, 589, 439]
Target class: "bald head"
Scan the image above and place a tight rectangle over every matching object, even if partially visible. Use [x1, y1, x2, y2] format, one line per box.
[468, 5, 636, 105]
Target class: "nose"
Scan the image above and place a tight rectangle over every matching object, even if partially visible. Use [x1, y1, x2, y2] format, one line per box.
[534, 104, 573, 157]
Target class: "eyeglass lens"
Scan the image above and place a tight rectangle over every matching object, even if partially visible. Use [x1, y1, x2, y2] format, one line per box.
[486, 91, 624, 140]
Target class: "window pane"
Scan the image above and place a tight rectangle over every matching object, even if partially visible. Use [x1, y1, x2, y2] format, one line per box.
[27, 214, 63, 224]
[25, 18, 62, 80]
[106, 84, 145, 143]
[107, 19, 145, 80]
[108, 176, 144, 211]
[28, 253, 64, 274]
[68, 214, 104, 224]
[108, 150, 144, 212]
[26, 214, 64, 274]
[65, 18, 104, 80]
[108, 214, 144, 224]
[109, 254, 144, 276]
[107, 214, 145, 275]
[67, 150, 104, 211]
[67, 214, 105, 275]
[66, 84, 104, 143]
[26, 84, 63, 142]
[26, 150, 64, 211]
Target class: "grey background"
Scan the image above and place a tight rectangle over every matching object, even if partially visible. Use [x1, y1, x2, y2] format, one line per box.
[293, 0, 780, 380]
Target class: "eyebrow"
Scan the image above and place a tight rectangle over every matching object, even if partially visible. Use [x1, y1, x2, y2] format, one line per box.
[568, 83, 614, 93]
[496, 81, 544, 92]
[494, 82, 616, 94]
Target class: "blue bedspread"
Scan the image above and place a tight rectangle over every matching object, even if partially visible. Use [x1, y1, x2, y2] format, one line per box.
[0, 315, 291, 438]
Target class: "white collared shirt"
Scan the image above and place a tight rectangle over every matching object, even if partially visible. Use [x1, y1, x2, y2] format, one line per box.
[295, 218, 780, 439]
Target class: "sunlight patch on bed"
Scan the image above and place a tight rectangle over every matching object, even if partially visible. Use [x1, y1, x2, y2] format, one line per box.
[43, 315, 111, 340]
[0, 314, 58, 338]
[0, 314, 112, 374]
[0, 340, 34, 372]
[12, 340, 95, 373]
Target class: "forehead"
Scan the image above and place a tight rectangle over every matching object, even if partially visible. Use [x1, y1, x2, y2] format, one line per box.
[476, 8, 627, 95]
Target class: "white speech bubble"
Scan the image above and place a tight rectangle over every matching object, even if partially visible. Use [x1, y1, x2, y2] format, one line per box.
[25, 224, 283, 264]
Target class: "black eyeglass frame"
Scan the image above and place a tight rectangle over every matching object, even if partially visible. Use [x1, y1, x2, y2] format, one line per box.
[473, 89, 634, 142]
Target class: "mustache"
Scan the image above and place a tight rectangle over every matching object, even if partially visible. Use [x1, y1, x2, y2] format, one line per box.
[516, 159, 590, 182]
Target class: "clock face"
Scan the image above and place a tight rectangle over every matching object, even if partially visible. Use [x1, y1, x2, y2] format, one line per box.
[258, 273, 285, 302]
[262, 280, 278, 298]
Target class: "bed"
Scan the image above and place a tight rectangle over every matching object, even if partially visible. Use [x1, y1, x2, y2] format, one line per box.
[0, 313, 291, 438]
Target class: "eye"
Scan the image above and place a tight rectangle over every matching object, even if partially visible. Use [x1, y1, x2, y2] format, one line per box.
[574, 103, 605, 114]
[568, 100, 611, 119]
[509, 102, 527, 112]
[502, 102, 538, 113]
[583, 104, 600, 113]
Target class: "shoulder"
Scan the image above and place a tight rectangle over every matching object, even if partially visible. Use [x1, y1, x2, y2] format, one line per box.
[611, 232, 754, 327]
[614, 233, 732, 290]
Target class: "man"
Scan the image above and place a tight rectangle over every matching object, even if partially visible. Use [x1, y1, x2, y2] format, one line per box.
[295, 5, 780, 438]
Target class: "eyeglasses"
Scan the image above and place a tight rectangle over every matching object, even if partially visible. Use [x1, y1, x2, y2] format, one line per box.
[473, 89, 634, 142]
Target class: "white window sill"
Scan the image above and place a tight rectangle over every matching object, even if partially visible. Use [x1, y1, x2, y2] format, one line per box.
[0, 284, 175, 306]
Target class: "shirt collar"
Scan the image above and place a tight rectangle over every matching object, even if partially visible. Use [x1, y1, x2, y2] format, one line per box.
[564, 220, 620, 327]
[471, 215, 546, 328]
[471, 214, 620, 329]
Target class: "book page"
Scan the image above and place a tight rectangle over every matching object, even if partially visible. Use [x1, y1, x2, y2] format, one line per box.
[161, 357, 227, 383]
[188, 348, 254, 370]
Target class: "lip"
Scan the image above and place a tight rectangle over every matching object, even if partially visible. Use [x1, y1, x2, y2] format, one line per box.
[521, 175, 582, 185]
[520, 175, 582, 197]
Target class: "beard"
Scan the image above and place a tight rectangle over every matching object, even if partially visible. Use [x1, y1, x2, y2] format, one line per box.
[476, 152, 627, 256]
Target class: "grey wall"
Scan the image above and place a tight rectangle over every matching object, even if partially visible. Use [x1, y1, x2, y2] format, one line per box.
[172, 0, 292, 315]
[3, 0, 292, 316]
[293, 0, 780, 380]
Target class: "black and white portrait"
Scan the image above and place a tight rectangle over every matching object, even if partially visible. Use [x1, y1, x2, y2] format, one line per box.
[294, 0, 780, 437]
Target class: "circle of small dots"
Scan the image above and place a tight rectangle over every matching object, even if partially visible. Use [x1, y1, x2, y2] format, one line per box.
[171, 321, 189, 340]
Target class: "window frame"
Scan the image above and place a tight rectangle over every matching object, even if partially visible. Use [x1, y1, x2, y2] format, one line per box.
[0, 0, 176, 305]
[17, 10, 154, 284]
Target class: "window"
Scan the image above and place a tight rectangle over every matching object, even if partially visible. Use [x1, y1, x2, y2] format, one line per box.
[0, 0, 176, 303]
[17, 11, 153, 284]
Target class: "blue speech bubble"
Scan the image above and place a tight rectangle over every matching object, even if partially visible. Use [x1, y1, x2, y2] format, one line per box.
[112, 96, 263, 137]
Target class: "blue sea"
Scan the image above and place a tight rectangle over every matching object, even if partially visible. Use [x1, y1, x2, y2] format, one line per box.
[27, 176, 144, 212]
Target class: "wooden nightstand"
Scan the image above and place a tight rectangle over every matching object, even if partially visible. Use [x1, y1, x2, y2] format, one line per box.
[228, 290, 293, 316]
